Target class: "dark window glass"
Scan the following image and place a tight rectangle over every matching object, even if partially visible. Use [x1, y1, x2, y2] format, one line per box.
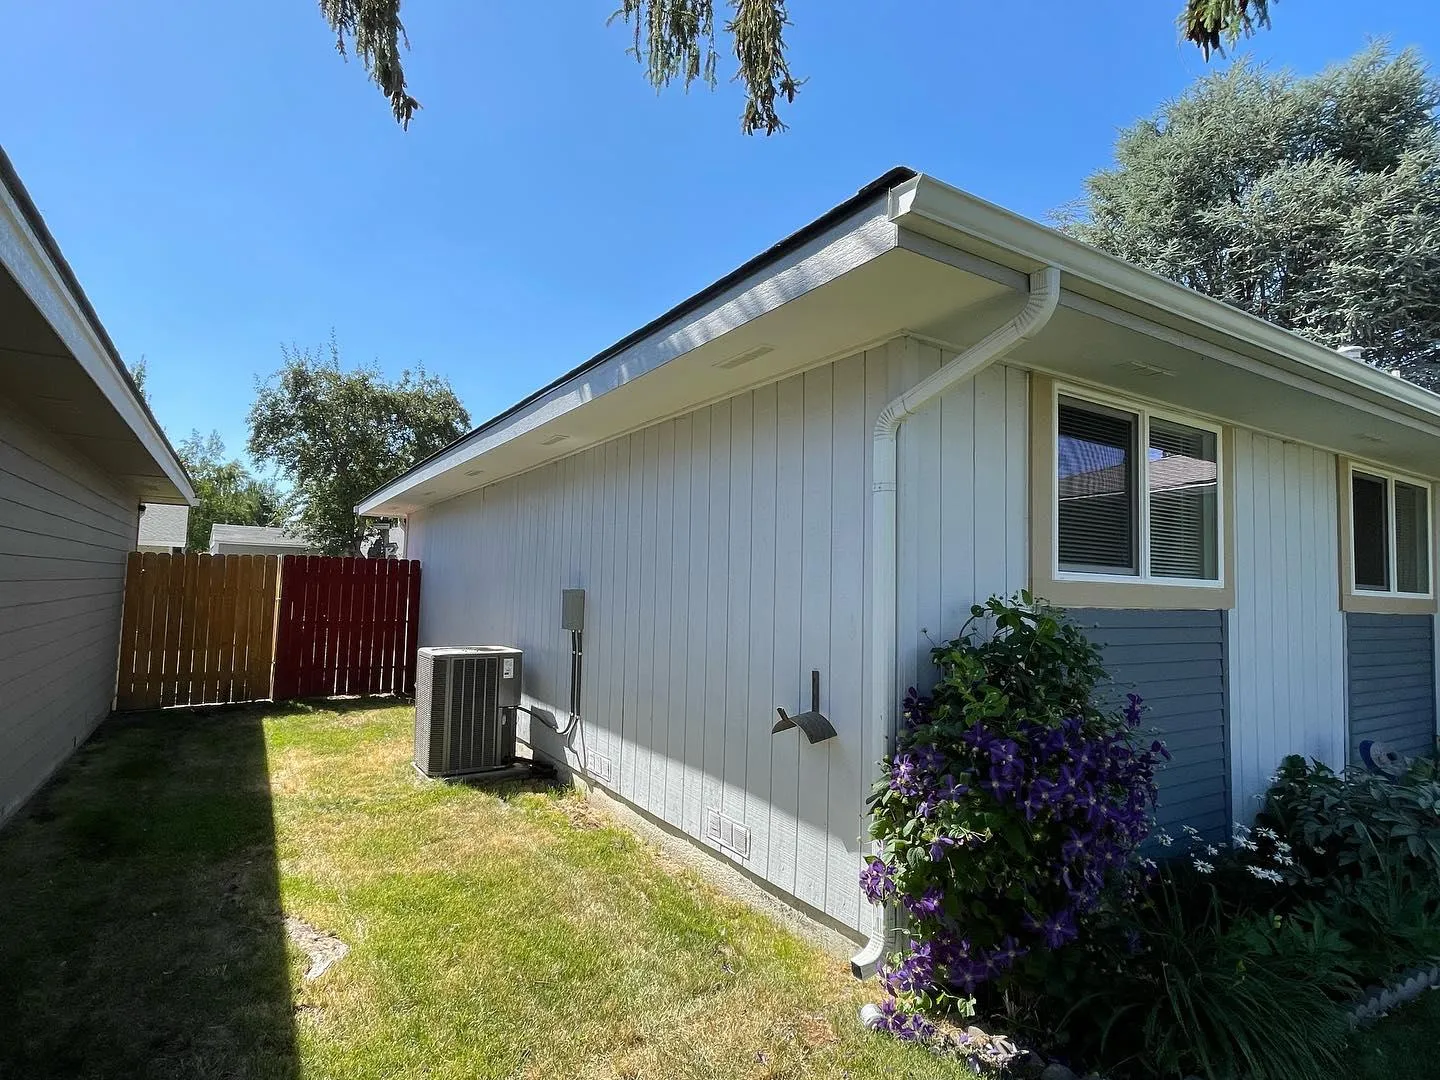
[1352, 472, 1389, 591]
[1057, 400, 1137, 574]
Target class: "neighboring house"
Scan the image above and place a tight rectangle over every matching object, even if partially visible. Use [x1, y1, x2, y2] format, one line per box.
[0, 147, 193, 825]
[207, 524, 318, 557]
[363, 521, 405, 559]
[137, 502, 189, 553]
[358, 167, 1440, 958]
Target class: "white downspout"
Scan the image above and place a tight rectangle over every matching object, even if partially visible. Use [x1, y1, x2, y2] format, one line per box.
[851, 265, 1061, 981]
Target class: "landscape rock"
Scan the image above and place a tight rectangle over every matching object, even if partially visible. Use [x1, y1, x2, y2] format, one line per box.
[1040, 1065, 1079, 1080]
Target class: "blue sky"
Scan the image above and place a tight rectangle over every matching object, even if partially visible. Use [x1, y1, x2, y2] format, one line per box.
[8, 1, 1438, 470]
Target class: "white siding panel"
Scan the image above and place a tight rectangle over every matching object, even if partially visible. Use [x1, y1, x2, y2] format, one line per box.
[0, 400, 137, 824]
[1228, 431, 1346, 822]
[406, 345, 1028, 931]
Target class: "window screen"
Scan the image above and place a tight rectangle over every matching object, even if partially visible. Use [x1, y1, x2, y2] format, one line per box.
[1149, 419, 1219, 580]
[1057, 400, 1137, 573]
[1352, 472, 1390, 591]
[1395, 481, 1430, 595]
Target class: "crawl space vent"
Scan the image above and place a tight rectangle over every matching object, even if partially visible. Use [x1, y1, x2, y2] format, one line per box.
[704, 807, 752, 859]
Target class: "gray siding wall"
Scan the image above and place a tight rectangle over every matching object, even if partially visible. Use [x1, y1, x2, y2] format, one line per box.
[0, 399, 137, 824]
[1071, 609, 1230, 841]
[407, 343, 1027, 932]
[1347, 613, 1436, 763]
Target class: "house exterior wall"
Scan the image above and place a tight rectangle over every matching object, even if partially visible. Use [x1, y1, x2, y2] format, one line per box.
[1227, 431, 1348, 821]
[0, 398, 138, 824]
[1346, 613, 1437, 762]
[408, 342, 1025, 932]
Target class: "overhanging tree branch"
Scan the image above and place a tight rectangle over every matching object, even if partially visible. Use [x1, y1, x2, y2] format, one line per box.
[318, 0, 420, 127]
[1183, 0, 1273, 58]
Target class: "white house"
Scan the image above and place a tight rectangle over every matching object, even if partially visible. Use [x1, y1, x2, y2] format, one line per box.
[358, 168, 1440, 964]
[137, 502, 189, 553]
[0, 146, 193, 824]
[208, 523, 318, 556]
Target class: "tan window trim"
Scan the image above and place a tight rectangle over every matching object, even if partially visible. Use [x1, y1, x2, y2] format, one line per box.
[1337, 457, 1437, 616]
[1029, 373, 1236, 611]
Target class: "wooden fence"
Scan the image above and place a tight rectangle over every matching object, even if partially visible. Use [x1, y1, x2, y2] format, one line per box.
[273, 556, 422, 700]
[115, 553, 421, 712]
[116, 553, 279, 711]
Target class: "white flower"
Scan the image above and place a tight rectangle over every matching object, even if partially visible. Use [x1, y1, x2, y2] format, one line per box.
[1275, 854, 1295, 868]
[1205, 844, 1220, 856]
[1276, 840, 1292, 855]
[1256, 826, 1279, 841]
[1192, 859, 1215, 874]
[1312, 845, 1327, 856]
[1141, 857, 1158, 871]
[1156, 831, 1174, 848]
[1247, 866, 1284, 884]
[1182, 824, 1200, 838]
[1237, 837, 1258, 852]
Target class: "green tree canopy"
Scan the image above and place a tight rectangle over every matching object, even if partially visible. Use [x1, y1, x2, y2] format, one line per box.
[178, 431, 285, 552]
[318, 0, 1269, 134]
[247, 338, 470, 555]
[1065, 45, 1440, 387]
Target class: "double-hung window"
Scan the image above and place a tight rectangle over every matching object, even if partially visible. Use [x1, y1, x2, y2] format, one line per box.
[1053, 390, 1223, 586]
[1346, 465, 1432, 599]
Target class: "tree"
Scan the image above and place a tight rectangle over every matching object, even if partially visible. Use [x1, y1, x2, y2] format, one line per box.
[1064, 45, 1440, 388]
[319, 0, 1266, 135]
[178, 431, 286, 552]
[247, 338, 470, 555]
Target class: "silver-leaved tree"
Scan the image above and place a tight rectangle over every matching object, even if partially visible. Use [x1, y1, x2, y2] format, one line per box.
[1064, 45, 1440, 388]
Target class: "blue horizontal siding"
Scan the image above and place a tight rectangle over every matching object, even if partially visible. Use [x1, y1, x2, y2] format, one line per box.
[1348, 612, 1436, 763]
[1071, 608, 1230, 842]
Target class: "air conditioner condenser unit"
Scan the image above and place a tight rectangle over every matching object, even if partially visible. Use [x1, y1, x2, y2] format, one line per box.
[413, 646, 523, 778]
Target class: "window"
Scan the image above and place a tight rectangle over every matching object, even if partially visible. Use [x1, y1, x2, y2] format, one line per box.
[1056, 393, 1221, 585]
[1349, 466, 1431, 597]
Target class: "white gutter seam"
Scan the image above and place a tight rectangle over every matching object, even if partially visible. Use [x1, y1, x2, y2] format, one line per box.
[851, 266, 1061, 981]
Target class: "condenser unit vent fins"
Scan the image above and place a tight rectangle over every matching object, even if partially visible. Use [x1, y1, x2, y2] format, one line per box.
[413, 646, 523, 778]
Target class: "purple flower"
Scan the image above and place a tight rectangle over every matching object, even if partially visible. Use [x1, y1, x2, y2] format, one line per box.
[903, 887, 944, 918]
[1124, 693, 1144, 728]
[928, 835, 957, 861]
[859, 858, 895, 903]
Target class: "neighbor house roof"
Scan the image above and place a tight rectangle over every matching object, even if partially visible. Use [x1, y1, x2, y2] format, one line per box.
[208, 524, 314, 550]
[138, 503, 190, 548]
[0, 146, 193, 504]
[357, 167, 1440, 518]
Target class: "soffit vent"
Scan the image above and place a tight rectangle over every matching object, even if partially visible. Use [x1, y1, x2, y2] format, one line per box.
[540, 434, 570, 447]
[704, 807, 752, 859]
[1120, 360, 1175, 378]
[713, 345, 774, 370]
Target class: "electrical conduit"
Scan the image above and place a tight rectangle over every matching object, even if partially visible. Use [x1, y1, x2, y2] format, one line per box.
[852, 266, 1062, 989]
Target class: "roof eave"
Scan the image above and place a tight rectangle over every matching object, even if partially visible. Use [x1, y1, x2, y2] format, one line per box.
[888, 174, 1440, 428]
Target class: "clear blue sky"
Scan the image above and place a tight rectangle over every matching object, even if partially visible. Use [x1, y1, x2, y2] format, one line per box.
[7, 1, 1438, 469]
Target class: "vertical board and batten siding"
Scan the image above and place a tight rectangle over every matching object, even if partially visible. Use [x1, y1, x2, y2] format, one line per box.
[1346, 613, 1437, 762]
[1071, 609, 1230, 841]
[0, 399, 138, 824]
[1227, 431, 1346, 822]
[408, 341, 1027, 931]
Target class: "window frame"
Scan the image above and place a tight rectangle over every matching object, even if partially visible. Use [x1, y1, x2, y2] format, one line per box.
[1340, 459, 1436, 611]
[1030, 374, 1235, 612]
[1052, 384, 1227, 589]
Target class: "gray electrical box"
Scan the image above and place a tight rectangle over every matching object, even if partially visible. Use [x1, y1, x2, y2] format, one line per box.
[561, 589, 585, 631]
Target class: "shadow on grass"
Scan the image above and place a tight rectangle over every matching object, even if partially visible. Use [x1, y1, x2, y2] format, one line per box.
[0, 707, 298, 1080]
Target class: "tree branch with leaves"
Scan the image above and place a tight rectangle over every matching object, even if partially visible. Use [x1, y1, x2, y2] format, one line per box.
[319, 0, 1281, 135]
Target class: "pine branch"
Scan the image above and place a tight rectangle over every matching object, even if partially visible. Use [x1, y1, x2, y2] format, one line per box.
[318, 0, 420, 127]
[1183, 0, 1273, 58]
[612, 0, 799, 135]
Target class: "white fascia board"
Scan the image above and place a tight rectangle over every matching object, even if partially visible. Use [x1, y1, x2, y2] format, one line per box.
[357, 198, 898, 515]
[889, 174, 1440, 429]
[0, 177, 195, 504]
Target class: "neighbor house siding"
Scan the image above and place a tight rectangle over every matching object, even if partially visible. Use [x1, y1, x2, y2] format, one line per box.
[0, 399, 137, 823]
[1346, 613, 1436, 762]
[408, 341, 1026, 932]
[1071, 609, 1230, 841]
[1227, 431, 1347, 822]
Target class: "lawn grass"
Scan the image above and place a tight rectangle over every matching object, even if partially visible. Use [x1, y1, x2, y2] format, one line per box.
[0, 701, 975, 1080]
[1341, 990, 1440, 1080]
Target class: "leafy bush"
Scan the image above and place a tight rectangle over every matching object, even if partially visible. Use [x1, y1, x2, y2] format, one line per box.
[1061, 872, 1354, 1080]
[1263, 753, 1440, 887]
[862, 595, 1168, 1021]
